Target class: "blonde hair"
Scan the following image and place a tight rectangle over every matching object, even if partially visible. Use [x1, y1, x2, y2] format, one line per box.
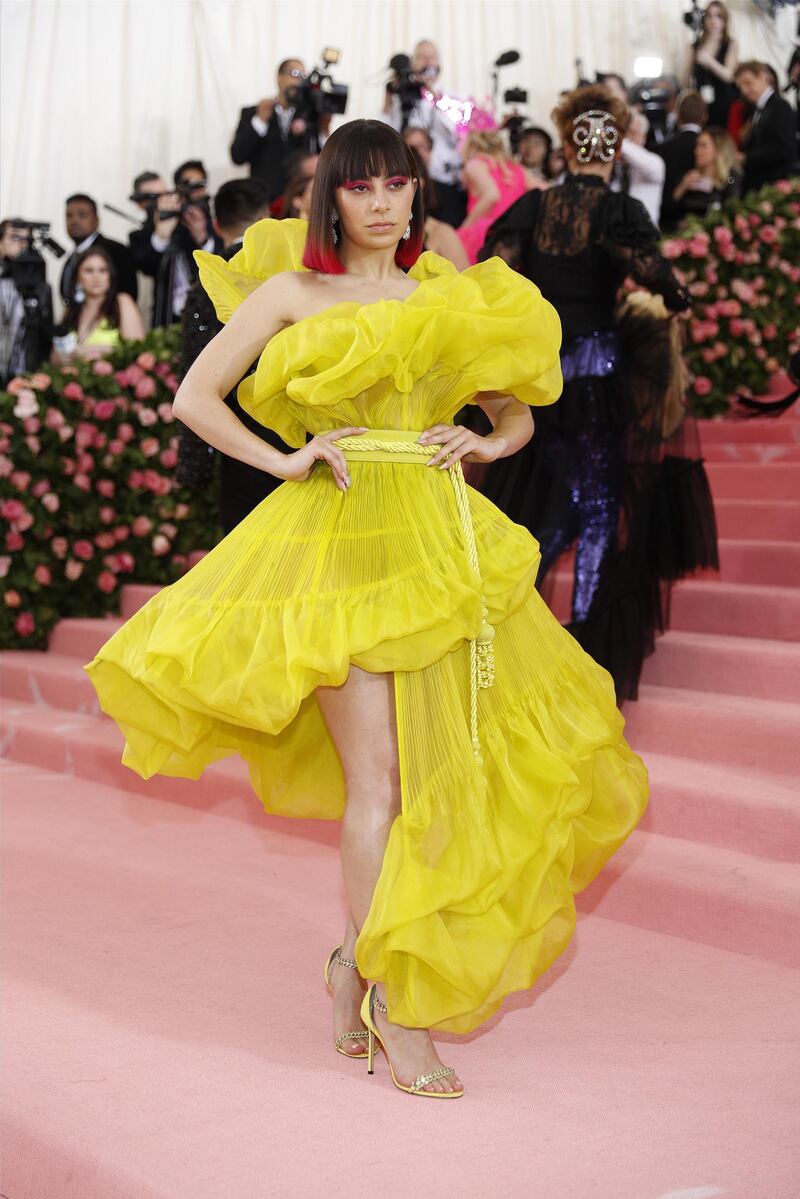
[699, 126, 739, 189]
[462, 130, 510, 166]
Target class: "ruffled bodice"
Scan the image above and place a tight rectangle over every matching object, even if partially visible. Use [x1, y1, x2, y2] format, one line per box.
[195, 219, 563, 447]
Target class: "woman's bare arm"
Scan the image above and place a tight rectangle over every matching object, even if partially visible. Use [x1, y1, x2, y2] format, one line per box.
[459, 159, 501, 229]
[118, 293, 146, 340]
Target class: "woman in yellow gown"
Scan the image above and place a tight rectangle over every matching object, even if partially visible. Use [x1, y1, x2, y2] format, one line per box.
[84, 120, 648, 1099]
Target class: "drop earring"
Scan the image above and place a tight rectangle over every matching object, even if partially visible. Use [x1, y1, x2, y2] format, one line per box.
[402, 219, 412, 241]
[74, 284, 85, 303]
[331, 209, 339, 245]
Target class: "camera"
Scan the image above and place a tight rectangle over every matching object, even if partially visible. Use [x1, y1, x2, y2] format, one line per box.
[288, 48, 349, 134]
[683, 1, 706, 36]
[156, 181, 211, 222]
[386, 53, 429, 127]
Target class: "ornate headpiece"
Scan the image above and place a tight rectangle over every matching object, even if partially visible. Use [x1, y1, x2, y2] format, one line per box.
[571, 109, 620, 163]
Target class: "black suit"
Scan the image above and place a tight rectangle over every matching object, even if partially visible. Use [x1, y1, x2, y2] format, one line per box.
[59, 232, 138, 303]
[656, 128, 700, 231]
[742, 91, 797, 194]
[129, 224, 163, 280]
[230, 106, 307, 201]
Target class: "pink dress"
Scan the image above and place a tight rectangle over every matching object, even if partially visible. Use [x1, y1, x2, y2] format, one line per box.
[457, 155, 528, 264]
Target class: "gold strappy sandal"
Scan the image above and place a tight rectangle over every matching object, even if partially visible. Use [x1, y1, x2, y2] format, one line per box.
[324, 945, 370, 1060]
[360, 983, 464, 1098]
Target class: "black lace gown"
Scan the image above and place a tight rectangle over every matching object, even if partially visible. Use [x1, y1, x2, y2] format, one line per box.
[476, 173, 718, 702]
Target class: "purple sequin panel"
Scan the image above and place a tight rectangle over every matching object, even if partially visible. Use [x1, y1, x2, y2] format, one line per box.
[561, 331, 620, 383]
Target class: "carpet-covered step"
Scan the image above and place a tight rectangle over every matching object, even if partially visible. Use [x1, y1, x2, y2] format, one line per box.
[711, 539, 800, 587]
[577, 828, 800, 969]
[0, 650, 101, 713]
[702, 443, 800, 463]
[705, 462, 800, 501]
[623, 685, 800, 776]
[714, 499, 800, 542]
[698, 417, 800, 445]
[0, 697, 339, 849]
[641, 631, 800, 702]
[670, 579, 800, 640]
[48, 616, 124, 660]
[639, 751, 799, 862]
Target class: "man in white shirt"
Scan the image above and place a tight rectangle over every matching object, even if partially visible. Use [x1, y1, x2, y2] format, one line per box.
[620, 111, 666, 228]
[380, 40, 467, 227]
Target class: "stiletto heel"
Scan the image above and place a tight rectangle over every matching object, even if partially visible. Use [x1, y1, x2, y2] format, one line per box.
[323, 944, 370, 1059]
[360, 983, 463, 1098]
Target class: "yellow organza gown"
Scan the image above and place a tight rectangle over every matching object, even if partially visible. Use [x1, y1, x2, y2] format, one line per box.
[84, 219, 648, 1035]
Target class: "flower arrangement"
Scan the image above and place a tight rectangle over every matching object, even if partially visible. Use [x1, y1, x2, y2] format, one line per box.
[0, 328, 221, 649]
[662, 179, 800, 418]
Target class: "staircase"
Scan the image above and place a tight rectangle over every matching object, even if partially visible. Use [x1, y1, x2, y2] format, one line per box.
[2, 417, 800, 968]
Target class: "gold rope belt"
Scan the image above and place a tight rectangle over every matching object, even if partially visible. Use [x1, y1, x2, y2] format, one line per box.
[335, 428, 495, 762]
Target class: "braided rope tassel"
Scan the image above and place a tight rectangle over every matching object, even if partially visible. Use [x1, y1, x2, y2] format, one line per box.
[337, 436, 495, 761]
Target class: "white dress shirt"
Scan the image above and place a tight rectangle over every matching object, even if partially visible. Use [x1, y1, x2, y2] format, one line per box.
[620, 138, 666, 228]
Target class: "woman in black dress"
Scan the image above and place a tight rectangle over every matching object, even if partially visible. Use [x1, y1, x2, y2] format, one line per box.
[476, 85, 718, 701]
[690, 1, 740, 129]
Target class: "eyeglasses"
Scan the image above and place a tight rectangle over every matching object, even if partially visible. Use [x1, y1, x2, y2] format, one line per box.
[281, 68, 304, 78]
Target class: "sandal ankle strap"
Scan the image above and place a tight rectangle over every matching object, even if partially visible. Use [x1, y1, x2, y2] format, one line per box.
[334, 947, 359, 971]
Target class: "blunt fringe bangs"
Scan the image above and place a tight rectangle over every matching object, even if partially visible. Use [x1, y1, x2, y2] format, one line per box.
[304, 119, 424, 274]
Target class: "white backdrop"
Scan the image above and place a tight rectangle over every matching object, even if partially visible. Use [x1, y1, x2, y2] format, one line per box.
[1, 0, 794, 296]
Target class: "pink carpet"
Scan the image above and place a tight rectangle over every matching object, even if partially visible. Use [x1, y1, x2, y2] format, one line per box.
[2, 413, 800, 1198]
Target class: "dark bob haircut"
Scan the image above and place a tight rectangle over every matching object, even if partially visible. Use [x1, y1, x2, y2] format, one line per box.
[303, 119, 424, 274]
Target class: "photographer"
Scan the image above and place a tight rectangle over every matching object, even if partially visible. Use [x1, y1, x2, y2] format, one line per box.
[0, 219, 53, 386]
[231, 59, 331, 202]
[381, 40, 467, 227]
[150, 160, 222, 328]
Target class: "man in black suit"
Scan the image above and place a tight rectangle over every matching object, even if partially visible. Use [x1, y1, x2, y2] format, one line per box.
[230, 58, 329, 202]
[655, 91, 709, 231]
[735, 60, 798, 194]
[59, 193, 138, 303]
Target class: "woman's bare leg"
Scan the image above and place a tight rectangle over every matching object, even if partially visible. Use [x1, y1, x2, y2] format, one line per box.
[316, 666, 463, 1093]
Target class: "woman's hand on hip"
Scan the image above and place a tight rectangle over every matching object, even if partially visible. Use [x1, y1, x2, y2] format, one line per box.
[419, 424, 506, 469]
[274, 427, 368, 490]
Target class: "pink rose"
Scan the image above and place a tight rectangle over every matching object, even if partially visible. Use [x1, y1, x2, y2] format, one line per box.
[117, 422, 135, 442]
[16, 511, 33, 532]
[10, 471, 31, 491]
[65, 559, 84, 581]
[95, 531, 116, 549]
[758, 226, 778, 245]
[5, 377, 26, 394]
[693, 376, 712, 396]
[729, 318, 746, 337]
[131, 376, 154, 400]
[44, 407, 66, 429]
[96, 479, 115, 497]
[131, 515, 152, 537]
[73, 539, 94, 561]
[14, 612, 35, 637]
[152, 533, 170, 556]
[126, 363, 144, 385]
[23, 416, 40, 434]
[99, 505, 115, 524]
[76, 452, 95, 473]
[661, 239, 683, 259]
[73, 474, 92, 492]
[24, 436, 40, 454]
[128, 470, 144, 489]
[762, 323, 777, 341]
[13, 389, 39, 419]
[91, 359, 114, 376]
[57, 425, 73, 443]
[157, 403, 175, 423]
[112, 525, 130, 541]
[62, 382, 85, 400]
[97, 570, 118, 594]
[137, 406, 158, 426]
[107, 439, 125, 455]
[5, 530, 23, 551]
[42, 493, 60, 513]
[51, 537, 68, 558]
[0, 555, 10, 578]
[94, 399, 116, 420]
[28, 372, 51, 391]
[115, 552, 135, 572]
[136, 351, 156, 371]
[34, 564, 52, 585]
[159, 447, 178, 468]
[140, 436, 160, 457]
[765, 357, 780, 373]
[0, 499, 25, 522]
[142, 469, 161, 491]
[164, 374, 179, 394]
[5, 589, 22, 607]
[174, 502, 190, 519]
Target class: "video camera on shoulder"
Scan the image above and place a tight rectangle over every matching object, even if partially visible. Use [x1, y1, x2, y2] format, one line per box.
[288, 48, 349, 131]
[3, 220, 64, 292]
